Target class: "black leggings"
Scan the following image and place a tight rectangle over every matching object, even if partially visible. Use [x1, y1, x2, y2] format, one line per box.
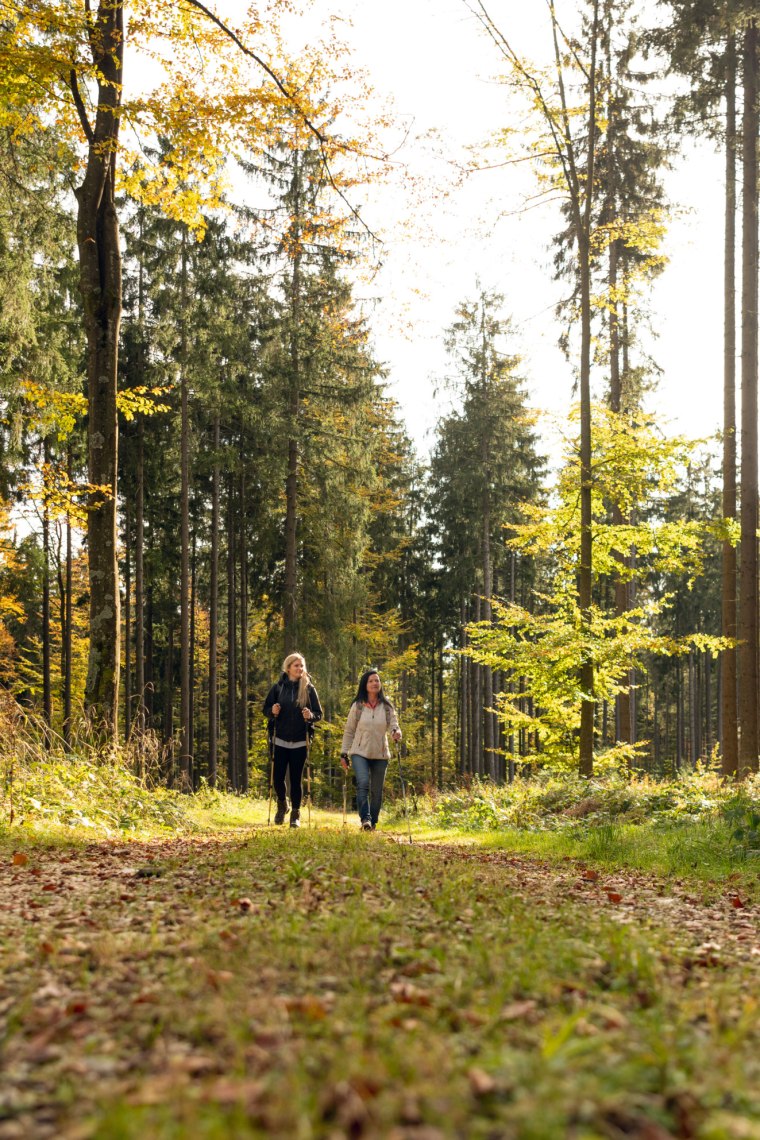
[273, 744, 307, 810]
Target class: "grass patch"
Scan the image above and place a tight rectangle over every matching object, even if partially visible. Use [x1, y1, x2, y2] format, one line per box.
[1, 828, 758, 1138]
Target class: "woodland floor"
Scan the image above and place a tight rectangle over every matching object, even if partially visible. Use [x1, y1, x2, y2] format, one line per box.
[1, 819, 759, 1140]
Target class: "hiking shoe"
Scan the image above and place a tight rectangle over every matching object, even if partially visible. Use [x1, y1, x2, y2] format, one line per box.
[274, 799, 288, 826]
[290, 809, 301, 829]
[361, 820, 372, 832]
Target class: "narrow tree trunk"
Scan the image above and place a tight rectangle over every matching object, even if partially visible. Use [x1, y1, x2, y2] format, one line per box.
[41, 445, 52, 748]
[179, 228, 192, 790]
[239, 470, 249, 794]
[226, 476, 238, 791]
[437, 640, 444, 788]
[135, 421, 145, 734]
[63, 447, 73, 750]
[190, 524, 197, 787]
[124, 498, 131, 741]
[430, 647, 436, 784]
[164, 624, 174, 781]
[472, 593, 482, 775]
[739, 20, 759, 776]
[459, 599, 468, 775]
[283, 156, 303, 653]
[722, 32, 739, 776]
[208, 415, 220, 787]
[74, 2, 124, 731]
[145, 583, 154, 729]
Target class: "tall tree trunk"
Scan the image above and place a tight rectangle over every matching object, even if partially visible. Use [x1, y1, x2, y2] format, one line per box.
[739, 20, 759, 776]
[472, 592, 482, 775]
[238, 470, 249, 794]
[135, 421, 145, 734]
[283, 155, 303, 653]
[179, 228, 192, 790]
[124, 498, 131, 741]
[226, 476, 238, 791]
[722, 32, 739, 777]
[430, 648, 436, 783]
[208, 415, 220, 787]
[190, 524, 197, 787]
[41, 443, 52, 748]
[63, 447, 73, 750]
[549, 0, 600, 776]
[146, 582, 154, 728]
[459, 599, 468, 775]
[73, 1, 124, 731]
[164, 624, 174, 780]
[437, 640, 444, 788]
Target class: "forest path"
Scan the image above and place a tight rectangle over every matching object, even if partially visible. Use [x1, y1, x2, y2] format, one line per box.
[1, 827, 759, 1139]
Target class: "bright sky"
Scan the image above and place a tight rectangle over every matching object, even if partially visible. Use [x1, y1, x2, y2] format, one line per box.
[266, 0, 725, 459]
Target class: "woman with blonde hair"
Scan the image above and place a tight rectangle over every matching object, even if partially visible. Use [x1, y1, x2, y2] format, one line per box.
[263, 653, 323, 827]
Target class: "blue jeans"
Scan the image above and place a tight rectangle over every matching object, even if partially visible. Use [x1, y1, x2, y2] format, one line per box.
[351, 754, 388, 826]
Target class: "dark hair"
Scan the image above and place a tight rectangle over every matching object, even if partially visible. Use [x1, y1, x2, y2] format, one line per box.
[353, 668, 391, 707]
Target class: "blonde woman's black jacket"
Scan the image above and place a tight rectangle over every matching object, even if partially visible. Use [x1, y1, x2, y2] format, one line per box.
[263, 675, 323, 743]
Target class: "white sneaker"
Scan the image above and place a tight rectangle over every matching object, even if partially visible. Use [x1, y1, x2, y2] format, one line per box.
[361, 820, 372, 832]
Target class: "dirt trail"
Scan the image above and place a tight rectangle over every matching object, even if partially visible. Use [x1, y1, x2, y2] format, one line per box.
[0, 832, 758, 1139]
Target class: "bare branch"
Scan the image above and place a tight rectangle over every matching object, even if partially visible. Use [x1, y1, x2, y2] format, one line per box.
[179, 0, 381, 242]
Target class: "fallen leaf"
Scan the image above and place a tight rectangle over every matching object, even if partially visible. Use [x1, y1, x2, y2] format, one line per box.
[468, 1067, 496, 1096]
[606, 891, 623, 904]
[12, 852, 28, 866]
[500, 999, 538, 1022]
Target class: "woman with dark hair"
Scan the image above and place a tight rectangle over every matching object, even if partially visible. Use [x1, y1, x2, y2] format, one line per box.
[263, 652, 323, 827]
[340, 669, 402, 832]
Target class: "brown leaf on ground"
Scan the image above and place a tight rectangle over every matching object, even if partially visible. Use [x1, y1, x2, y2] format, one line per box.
[468, 1067, 496, 1096]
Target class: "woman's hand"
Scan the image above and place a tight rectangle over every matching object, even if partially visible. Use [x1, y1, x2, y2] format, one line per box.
[302, 707, 313, 721]
[271, 703, 281, 716]
[392, 730, 402, 743]
[340, 754, 350, 771]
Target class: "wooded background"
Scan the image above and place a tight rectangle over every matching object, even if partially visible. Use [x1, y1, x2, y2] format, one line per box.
[0, 0, 757, 791]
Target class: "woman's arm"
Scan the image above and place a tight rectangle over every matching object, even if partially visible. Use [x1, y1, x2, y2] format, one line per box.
[262, 684, 278, 718]
[307, 685, 323, 723]
[387, 702, 402, 742]
[340, 702, 361, 755]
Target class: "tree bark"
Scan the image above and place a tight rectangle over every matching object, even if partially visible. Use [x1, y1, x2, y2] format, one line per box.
[63, 446, 73, 750]
[739, 20, 759, 776]
[41, 442, 52, 747]
[283, 155, 303, 654]
[238, 470, 249, 794]
[73, 1, 124, 732]
[179, 228, 192, 790]
[226, 475, 238, 791]
[135, 420, 145, 733]
[124, 498, 131, 741]
[722, 32, 739, 776]
[208, 415, 220, 787]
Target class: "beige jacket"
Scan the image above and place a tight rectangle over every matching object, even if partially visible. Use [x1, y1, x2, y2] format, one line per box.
[340, 700, 401, 760]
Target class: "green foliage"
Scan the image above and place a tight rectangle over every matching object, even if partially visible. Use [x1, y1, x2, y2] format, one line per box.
[466, 405, 727, 768]
[430, 770, 760, 835]
[722, 795, 760, 859]
[0, 723, 193, 837]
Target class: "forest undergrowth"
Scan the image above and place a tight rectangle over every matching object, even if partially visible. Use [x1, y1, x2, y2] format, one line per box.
[1, 754, 760, 1138]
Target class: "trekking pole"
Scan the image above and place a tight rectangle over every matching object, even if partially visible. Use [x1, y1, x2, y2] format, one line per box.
[267, 734, 274, 826]
[342, 764, 348, 827]
[306, 732, 312, 829]
[396, 743, 413, 845]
